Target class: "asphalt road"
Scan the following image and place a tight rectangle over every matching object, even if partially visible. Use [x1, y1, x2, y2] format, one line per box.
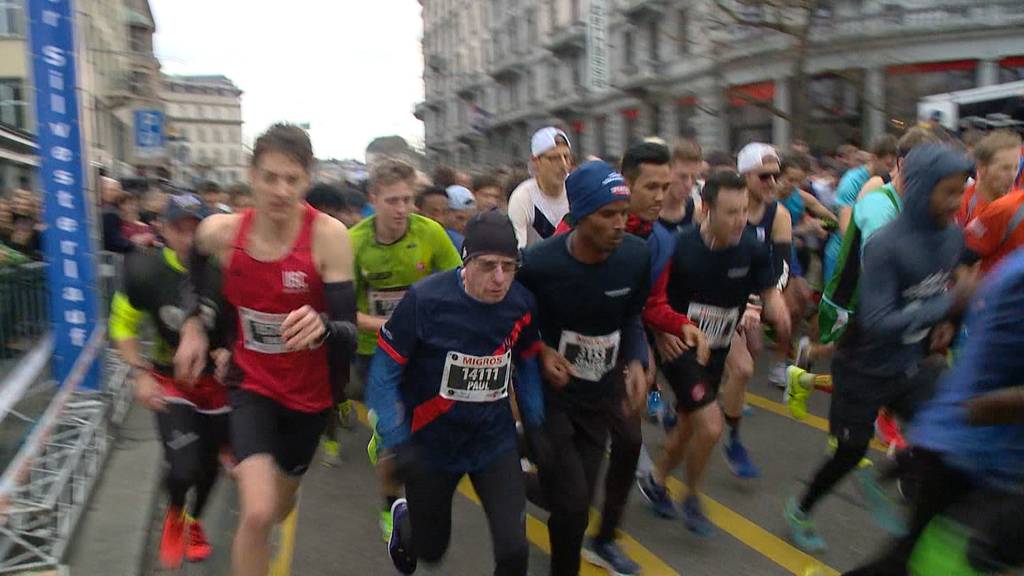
[142, 353, 899, 576]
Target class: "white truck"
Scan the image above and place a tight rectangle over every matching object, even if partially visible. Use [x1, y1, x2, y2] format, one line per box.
[918, 80, 1024, 132]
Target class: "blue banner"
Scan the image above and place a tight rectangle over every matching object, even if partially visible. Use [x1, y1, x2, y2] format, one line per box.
[28, 0, 100, 390]
[133, 109, 165, 160]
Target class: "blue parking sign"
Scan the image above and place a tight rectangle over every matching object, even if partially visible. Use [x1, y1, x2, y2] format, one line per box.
[133, 109, 165, 158]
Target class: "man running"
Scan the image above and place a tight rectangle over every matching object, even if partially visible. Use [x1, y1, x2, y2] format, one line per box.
[517, 160, 651, 576]
[350, 159, 463, 538]
[367, 211, 544, 576]
[659, 139, 704, 233]
[444, 184, 477, 251]
[638, 170, 790, 536]
[110, 193, 227, 569]
[507, 127, 573, 248]
[785, 144, 977, 553]
[956, 130, 1021, 227]
[174, 123, 358, 576]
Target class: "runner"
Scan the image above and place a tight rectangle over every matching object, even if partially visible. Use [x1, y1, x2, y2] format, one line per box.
[956, 131, 1020, 227]
[660, 139, 704, 234]
[516, 160, 651, 576]
[718, 142, 793, 479]
[109, 193, 228, 569]
[964, 184, 1024, 276]
[472, 174, 507, 213]
[444, 184, 477, 251]
[507, 127, 573, 248]
[350, 160, 463, 539]
[173, 123, 358, 576]
[787, 127, 941, 419]
[638, 169, 790, 536]
[845, 246, 1024, 575]
[784, 144, 977, 553]
[367, 211, 544, 576]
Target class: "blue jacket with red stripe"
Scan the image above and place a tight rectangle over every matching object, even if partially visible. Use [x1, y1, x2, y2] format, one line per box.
[366, 269, 544, 473]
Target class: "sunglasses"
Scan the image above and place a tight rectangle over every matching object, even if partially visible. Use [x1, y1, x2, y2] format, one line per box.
[758, 172, 781, 182]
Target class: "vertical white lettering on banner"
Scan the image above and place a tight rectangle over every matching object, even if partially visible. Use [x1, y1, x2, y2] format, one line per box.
[62, 259, 78, 279]
[57, 190, 74, 209]
[69, 328, 86, 347]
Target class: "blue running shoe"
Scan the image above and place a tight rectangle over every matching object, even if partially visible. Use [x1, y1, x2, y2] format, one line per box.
[724, 434, 761, 479]
[636, 472, 677, 519]
[582, 538, 640, 576]
[784, 497, 827, 553]
[388, 498, 416, 574]
[682, 495, 714, 537]
[646, 390, 663, 420]
[854, 466, 908, 536]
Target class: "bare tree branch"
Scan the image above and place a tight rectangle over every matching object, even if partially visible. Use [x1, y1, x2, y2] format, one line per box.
[711, 0, 796, 36]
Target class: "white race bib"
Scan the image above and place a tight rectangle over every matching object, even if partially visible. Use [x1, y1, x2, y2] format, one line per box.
[687, 303, 740, 349]
[439, 351, 512, 402]
[368, 288, 407, 319]
[238, 307, 289, 354]
[558, 330, 621, 382]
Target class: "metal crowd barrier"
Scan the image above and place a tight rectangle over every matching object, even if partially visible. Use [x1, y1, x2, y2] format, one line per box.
[0, 262, 48, 368]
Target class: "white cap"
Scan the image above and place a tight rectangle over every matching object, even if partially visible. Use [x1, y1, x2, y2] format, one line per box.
[736, 142, 779, 174]
[445, 185, 476, 211]
[531, 127, 571, 158]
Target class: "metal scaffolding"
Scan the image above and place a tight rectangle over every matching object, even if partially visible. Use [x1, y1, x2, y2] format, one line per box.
[0, 329, 131, 574]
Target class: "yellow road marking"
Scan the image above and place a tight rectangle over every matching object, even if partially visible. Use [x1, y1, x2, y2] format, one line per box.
[745, 392, 887, 453]
[355, 402, 678, 575]
[661, 476, 839, 576]
[268, 501, 300, 576]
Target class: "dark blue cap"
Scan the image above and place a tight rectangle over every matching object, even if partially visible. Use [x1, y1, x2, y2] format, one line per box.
[566, 160, 630, 224]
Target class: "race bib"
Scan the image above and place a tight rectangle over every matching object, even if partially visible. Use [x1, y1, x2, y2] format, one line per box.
[368, 288, 407, 319]
[687, 303, 740, 349]
[239, 307, 289, 354]
[558, 330, 620, 382]
[439, 351, 512, 402]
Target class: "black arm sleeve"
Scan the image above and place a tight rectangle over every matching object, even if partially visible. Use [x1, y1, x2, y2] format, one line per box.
[182, 244, 221, 331]
[321, 281, 357, 352]
[771, 241, 792, 284]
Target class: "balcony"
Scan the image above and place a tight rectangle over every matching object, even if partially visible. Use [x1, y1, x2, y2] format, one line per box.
[623, 0, 668, 21]
[613, 59, 665, 94]
[489, 53, 526, 82]
[546, 21, 586, 57]
[810, 1, 1024, 44]
[455, 72, 486, 99]
[547, 85, 588, 117]
[413, 101, 428, 121]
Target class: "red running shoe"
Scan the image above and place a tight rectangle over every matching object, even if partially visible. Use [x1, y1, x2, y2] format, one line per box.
[185, 514, 212, 562]
[875, 411, 907, 454]
[159, 505, 186, 569]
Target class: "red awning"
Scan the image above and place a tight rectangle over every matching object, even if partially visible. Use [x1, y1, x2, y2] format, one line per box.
[728, 82, 775, 107]
[1000, 56, 1024, 69]
[886, 59, 977, 75]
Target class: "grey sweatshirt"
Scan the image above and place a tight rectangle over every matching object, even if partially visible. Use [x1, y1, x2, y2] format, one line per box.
[840, 144, 971, 378]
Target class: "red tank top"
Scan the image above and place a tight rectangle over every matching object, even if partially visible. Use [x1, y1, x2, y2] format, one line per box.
[223, 204, 331, 412]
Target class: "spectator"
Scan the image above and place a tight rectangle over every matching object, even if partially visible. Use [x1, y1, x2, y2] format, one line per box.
[6, 214, 41, 260]
[227, 183, 253, 212]
[705, 149, 735, 172]
[471, 174, 505, 212]
[118, 193, 156, 248]
[101, 179, 132, 253]
[432, 165, 458, 190]
[139, 187, 168, 225]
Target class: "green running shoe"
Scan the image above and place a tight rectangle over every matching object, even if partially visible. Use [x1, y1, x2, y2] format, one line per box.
[379, 509, 393, 542]
[337, 400, 354, 430]
[321, 438, 340, 467]
[784, 497, 827, 553]
[785, 366, 811, 420]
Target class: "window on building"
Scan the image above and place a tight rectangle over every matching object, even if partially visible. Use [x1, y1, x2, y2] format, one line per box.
[129, 70, 148, 96]
[0, 1, 24, 36]
[549, 61, 561, 96]
[129, 27, 146, 53]
[571, 0, 579, 22]
[677, 100, 696, 138]
[0, 78, 26, 130]
[526, 70, 536, 102]
[648, 20, 659, 63]
[624, 111, 639, 144]
[595, 115, 607, 159]
[571, 55, 582, 88]
[548, 0, 556, 31]
[527, 8, 537, 45]
[650, 105, 661, 137]
[677, 10, 689, 55]
[623, 30, 635, 68]
[231, 148, 240, 165]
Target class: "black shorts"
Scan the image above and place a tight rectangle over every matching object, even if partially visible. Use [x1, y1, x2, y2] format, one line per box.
[662, 349, 729, 414]
[829, 355, 943, 447]
[229, 388, 329, 476]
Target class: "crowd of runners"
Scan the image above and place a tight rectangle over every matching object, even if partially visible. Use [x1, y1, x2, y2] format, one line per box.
[109, 119, 1024, 575]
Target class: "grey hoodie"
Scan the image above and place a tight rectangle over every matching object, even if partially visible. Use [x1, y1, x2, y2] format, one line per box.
[840, 144, 971, 378]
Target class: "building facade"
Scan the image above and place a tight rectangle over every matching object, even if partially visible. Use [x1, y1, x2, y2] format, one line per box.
[159, 74, 246, 186]
[417, 0, 1024, 170]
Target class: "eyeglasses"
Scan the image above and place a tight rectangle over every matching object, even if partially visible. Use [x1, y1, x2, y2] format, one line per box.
[539, 152, 573, 164]
[473, 259, 519, 275]
[758, 172, 780, 182]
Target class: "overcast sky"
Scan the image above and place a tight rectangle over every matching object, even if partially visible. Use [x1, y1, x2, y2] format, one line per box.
[150, 1, 425, 161]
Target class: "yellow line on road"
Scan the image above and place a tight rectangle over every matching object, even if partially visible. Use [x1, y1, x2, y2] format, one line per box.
[355, 402, 678, 575]
[661, 476, 839, 576]
[745, 392, 887, 453]
[269, 501, 300, 576]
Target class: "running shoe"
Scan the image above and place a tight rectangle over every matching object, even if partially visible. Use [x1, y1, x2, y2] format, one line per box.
[337, 399, 354, 430]
[785, 365, 811, 420]
[768, 361, 788, 388]
[682, 495, 714, 537]
[367, 430, 380, 466]
[646, 390, 663, 421]
[321, 438, 340, 467]
[582, 538, 640, 576]
[159, 505, 186, 569]
[724, 434, 761, 479]
[388, 499, 416, 574]
[824, 436, 874, 469]
[794, 336, 812, 369]
[636, 472, 677, 519]
[379, 509, 394, 542]
[783, 498, 827, 553]
[854, 466, 908, 536]
[184, 514, 212, 562]
[659, 406, 678, 431]
[875, 411, 908, 453]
